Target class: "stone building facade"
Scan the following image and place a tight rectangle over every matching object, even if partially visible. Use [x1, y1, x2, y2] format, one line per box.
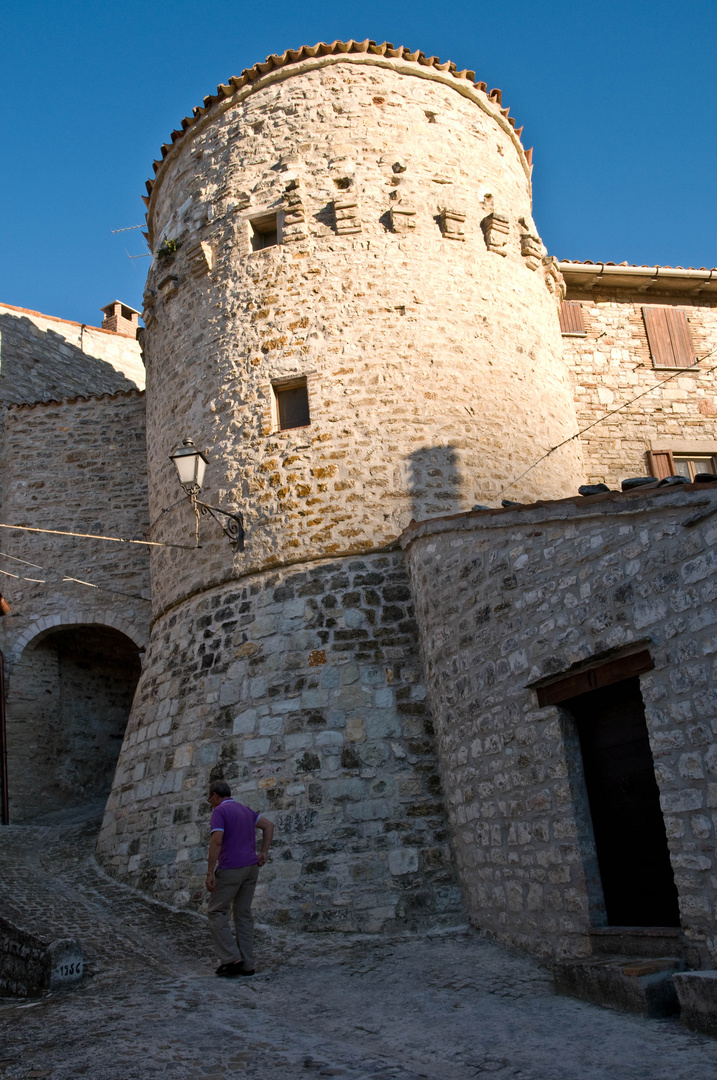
[97, 40, 583, 930]
[401, 484, 717, 967]
[0, 303, 149, 821]
[2, 42, 717, 966]
[559, 263, 717, 490]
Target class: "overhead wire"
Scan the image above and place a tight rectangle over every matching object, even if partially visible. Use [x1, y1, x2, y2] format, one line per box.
[497, 347, 717, 499]
[0, 550, 151, 603]
[0, 522, 193, 550]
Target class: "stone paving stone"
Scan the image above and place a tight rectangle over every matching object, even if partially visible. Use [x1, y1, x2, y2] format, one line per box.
[1, 808, 717, 1078]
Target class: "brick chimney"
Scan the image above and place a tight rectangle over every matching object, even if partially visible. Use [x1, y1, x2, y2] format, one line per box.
[101, 300, 141, 338]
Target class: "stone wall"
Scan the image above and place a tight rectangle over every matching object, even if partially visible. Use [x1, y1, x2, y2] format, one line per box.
[0, 914, 83, 997]
[142, 53, 583, 619]
[97, 551, 462, 932]
[0, 392, 151, 822]
[96, 45, 586, 929]
[0, 302, 145, 404]
[401, 484, 717, 965]
[560, 289, 717, 487]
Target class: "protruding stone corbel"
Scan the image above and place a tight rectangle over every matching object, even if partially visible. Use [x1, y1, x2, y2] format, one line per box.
[520, 233, 543, 271]
[481, 212, 510, 255]
[232, 190, 252, 211]
[390, 202, 417, 235]
[185, 239, 214, 278]
[281, 178, 308, 244]
[142, 288, 157, 328]
[333, 179, 362, 235]
[542, 256, 566, 301]
[518, 216, 543, 270]
[157, 275, 179, 299]
[439, 207, 466, 241]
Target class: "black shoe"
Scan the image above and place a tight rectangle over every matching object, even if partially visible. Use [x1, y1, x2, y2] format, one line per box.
[216, 961, 242, 976]
[217, 960, 254, 977]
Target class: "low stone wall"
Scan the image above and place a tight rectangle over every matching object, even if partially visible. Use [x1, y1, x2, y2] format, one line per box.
[97, 550, 462, 932]
[0, 915, 82, 997]
[401, 484, 717, 964]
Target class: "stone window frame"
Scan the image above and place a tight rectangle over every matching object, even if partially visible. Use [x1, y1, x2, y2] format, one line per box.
[247, 209, 284, 253]
[268, 372, 314, 433]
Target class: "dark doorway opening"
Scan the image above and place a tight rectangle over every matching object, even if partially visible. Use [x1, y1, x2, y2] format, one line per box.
[6, 625, 141, 822]
[563, 676, 680, 927]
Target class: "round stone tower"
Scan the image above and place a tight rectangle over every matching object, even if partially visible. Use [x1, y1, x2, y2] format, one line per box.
[97, 41, 584, 930]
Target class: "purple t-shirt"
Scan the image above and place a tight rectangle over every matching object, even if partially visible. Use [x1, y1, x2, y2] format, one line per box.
[210, 799, 261, 870]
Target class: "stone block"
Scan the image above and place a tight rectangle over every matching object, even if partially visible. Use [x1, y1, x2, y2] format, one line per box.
[439, 207, 466, 241]
[316, 730, 344, 747]
[673, 970, 717, 1035]
[0, 916, 84, 998]
[388, 847, 419, 875]
[481, 211, 509, 254]
[554, 956, 683, 1017]
[243, 738, 272, 757]
[232, 710, 257, 735]
[365, 712, 401, 739]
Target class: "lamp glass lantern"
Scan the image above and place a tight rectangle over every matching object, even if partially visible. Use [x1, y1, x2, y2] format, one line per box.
[170, 438, 208, 493]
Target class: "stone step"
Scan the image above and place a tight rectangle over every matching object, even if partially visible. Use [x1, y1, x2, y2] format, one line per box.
[589, 926, 684, 959]
[673, 971, 717, 1036]
[553, 954, 685, 1018]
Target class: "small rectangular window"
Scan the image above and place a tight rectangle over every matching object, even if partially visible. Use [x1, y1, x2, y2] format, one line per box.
[559, 301, 586, 335]
[250, 213, 279, 251]
[642, 306, 695, 368]
[272, 378, 310, 431]
[673, 455, 717, 481]
[647, 450, 717, 481]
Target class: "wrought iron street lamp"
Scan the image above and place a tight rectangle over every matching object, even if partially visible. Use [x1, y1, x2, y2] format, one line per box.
[169, 439, 244, 549]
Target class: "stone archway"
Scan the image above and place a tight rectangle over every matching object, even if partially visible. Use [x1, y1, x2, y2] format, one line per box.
[5, 624, 142, 822]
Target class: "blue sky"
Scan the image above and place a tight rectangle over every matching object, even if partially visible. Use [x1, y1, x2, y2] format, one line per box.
[1, 0, 715, 325]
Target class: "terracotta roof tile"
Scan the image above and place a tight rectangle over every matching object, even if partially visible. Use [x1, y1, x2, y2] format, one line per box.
[145, 40, 525, 204]
[0, 302, 137, 337]
[8, 389, 144, 412]
[560, 259, 717, 272]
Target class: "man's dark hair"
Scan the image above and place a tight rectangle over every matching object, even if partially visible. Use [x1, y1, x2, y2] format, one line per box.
[209, 779, 231, 798]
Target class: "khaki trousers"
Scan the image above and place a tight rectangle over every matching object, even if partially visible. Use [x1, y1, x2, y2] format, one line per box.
[207, 864, 259, 967]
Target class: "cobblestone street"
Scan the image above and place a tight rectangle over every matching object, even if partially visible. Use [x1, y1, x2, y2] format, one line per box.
[1, 807, 717, 1080]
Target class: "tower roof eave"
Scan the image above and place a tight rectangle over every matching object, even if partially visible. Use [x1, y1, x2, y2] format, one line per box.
[143, 40, 532, 246]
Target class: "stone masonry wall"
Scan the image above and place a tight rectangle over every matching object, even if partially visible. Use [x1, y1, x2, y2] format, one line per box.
[0, 302, 145, 404]
[142, 55, 583, 619]
[561, 290, 717, 487]
[0, 392, 151, 820]
[402, 485, 717, 965]
[97, 551, 462, 932]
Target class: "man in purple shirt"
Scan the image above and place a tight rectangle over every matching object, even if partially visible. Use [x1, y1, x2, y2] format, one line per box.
[205, 779, 274, 977]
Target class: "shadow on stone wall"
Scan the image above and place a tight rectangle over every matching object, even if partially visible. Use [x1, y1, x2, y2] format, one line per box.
[406, 444, 464, 524]
[0, 314, 138, 406]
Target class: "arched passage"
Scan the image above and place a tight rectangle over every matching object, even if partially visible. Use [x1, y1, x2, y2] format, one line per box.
[6, 625, 141, 822]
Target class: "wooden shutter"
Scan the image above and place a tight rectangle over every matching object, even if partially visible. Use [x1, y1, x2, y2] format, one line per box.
[559, 301, 586, 335]
[646, 450, 675, 479]
[642, 307, 695, 367]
